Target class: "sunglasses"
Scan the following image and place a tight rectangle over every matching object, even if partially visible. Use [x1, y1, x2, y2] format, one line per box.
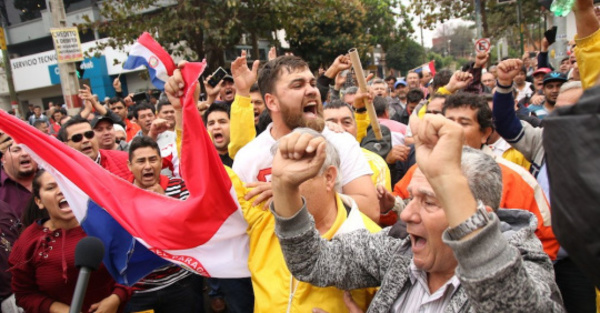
[68, 130, 95, 143]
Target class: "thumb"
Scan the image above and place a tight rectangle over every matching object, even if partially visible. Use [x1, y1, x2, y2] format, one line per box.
[409, 114, 421, 143]
[252, 60, 260, 75]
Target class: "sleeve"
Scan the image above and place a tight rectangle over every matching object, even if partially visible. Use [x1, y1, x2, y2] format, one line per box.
[111, 283, 132, 310]
[575, 28, 600, 90]
[317, 75, 335, 103]
[9, 237, 55, 313]
[272, 200, 399, 290]
[392, 164, 417, 199]
[228, 94, 256, 159]
[225, 166, 265, 227]
[354, 111, 370, 143]
[443, 214, 564, 312]
[492, 89, 524, 142]
[537, 51, 554, 71]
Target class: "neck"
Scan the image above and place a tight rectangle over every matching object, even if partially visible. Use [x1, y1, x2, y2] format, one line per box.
[217, 148, 228, 155]
[45, 218, 79, 231]
[9, 173, 34, 192]
[142, 129, 149, 136]
[488, 131, 500, 144]
[427, 267, 456, 294]
[309, 194, 338, 235]
[544, 101, 555, 112]
[270, 121, 292, 140]
[516, 81, 525, 88]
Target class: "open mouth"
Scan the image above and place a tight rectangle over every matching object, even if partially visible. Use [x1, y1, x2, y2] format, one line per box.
[142, 172, 154, 179]
[303, 101, 318, 117]
[81, 146, 93, 154]
[225, 89, 233, 96]
[410, 234, 427, 250]
[58, 199, 71, 211]
[20, 159, 31, 166]
[254, 110, 260, 118]
[212, 133, 224, 143]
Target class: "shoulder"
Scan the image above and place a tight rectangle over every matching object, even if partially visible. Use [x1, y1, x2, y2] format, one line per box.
[233, 130, 274, 166]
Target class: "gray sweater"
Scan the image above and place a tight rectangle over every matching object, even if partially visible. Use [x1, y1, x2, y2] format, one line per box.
[273, 204, 564, 312]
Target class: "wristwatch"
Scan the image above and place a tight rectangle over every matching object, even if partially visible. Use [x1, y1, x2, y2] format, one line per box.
[352, 106, 367, 113]
[446, 200, 491, 240]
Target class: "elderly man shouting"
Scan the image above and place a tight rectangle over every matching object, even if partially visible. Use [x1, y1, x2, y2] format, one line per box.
[269, 115, 564, 312]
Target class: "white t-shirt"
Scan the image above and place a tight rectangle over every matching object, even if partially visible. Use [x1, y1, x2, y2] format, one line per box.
[232, 123, 372, 185]
[515, 82, 533, 102]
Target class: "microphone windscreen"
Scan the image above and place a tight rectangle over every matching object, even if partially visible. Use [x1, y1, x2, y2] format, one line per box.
[74, 237, 105, 271]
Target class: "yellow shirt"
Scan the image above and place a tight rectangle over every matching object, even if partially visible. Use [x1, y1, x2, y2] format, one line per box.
[228, 94, 257, 159]
[228, 166, 380, 313]
[362, 148, 392, 192]
[575, 28, 600, 90]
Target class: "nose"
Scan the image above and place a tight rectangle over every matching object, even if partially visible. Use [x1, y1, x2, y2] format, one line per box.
[399, 199, 421, 224]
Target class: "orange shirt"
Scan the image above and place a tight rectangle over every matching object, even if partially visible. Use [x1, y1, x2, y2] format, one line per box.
[392, 163, 559, 260]
[125, 119, 141, 142]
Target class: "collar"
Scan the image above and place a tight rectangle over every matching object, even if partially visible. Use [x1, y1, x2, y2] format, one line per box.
[95, 151, 101, 165]
[488, 137, 511, 155]
[408, 260, 461, 297]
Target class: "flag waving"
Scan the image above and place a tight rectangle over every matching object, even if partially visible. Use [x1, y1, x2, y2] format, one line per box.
[0, 54, 250, 285]
[123, 32, 177, 90]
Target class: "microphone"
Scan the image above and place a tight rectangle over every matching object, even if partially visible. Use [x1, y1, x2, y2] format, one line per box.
[69, 236, 105, 313]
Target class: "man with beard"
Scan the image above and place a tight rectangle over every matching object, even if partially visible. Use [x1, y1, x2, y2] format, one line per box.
[214, 53, 377, 221]
[92, 115, 129, 152]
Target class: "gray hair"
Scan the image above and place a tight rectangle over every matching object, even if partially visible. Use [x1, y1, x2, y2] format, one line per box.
[559, 80, 582, 93]
[460, 146, 502, 211]
[370, 78, 386, 86]
[271, 128, 342, 192]
[341, 86, 358, 97]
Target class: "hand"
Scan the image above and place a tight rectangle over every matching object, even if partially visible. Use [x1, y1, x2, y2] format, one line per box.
[541, 37, 549, 52]
[203, 75, 221, 101]
[112, 78, 122, 92]
[244, 181, 273, 208]
[410, 114, 464, 181]
[445, 71, 473, 93]
[474, 52, 490, 69]
[377, 185, 396, 213]
[271, 131, 327, 189]
[351, 89, 373, 110]
[530, 94, 545, 105]
[49, 301, 70, 313]
[165, 61, 188, 99]
[324, 54, 351, 79]
[78, 84, 96, 103]
[0, 132, 13, 155]
[89, 294, 120, 313]
[145, 183, 165, 195]
[197, 101, 211, 115]
[268, 46, 277, 61]
[312, 291, 363, 313]
[231, 50, 260, 97]
[385, 144, 410, 164]
[123, 94, 134, 107]
[326, 121, 345, 133]
[497, 59, 523, 87]
[148, 118, 170, 140]
[334, 71, 347, 91]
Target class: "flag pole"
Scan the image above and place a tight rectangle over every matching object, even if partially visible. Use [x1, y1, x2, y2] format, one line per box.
[348, 48, 383, 140]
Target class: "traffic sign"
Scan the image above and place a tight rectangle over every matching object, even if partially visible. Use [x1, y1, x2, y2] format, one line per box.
[475, 38, 491, 53]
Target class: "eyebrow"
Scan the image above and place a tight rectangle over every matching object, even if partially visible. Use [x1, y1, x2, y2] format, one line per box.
[407, 186, 436, 198]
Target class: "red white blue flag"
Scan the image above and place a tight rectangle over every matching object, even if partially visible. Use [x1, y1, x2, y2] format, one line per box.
[0, 49, 250, 285]
[123, 32, 176, 90]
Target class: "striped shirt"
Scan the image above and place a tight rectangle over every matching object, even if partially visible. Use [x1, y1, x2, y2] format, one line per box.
[391, 261, 460, 312]
[132, 177, 191, 293]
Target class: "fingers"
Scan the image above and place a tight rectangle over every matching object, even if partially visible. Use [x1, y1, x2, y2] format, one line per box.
[251, 60, 260, 75]
[165, 69, 185, 97]
[278, 132, 325, 160]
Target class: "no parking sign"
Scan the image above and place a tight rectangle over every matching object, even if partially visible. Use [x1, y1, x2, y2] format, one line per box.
[475, 38, 491, 53]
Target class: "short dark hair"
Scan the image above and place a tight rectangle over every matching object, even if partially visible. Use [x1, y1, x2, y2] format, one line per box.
[156, 100, 172, 114]
[203, 102, 230, 125]
[432, 69, 453, 91]
[407, 89, 425, 104]
[443, 92, 494, 132]
[34, 105, 42, 110]
[57, 116, 90, 142]
[324, 99, 354, 118]
[258, 56, 309, 100]
[519, 66, 527, 74]
[33, 120, 47, 129]
[133, 102, 155, 120]
[250, 83, 260, 94]
[108, 97, 124, 105]
[373, 96, 389, 117]
[129, 136, 161, 162]
[385, 75, 396, 83]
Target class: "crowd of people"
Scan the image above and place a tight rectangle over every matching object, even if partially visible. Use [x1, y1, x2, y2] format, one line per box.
[0, 0, 599, 312]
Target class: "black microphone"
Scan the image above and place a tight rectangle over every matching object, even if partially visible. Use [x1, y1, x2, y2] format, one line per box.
[69, 236, 105, 313]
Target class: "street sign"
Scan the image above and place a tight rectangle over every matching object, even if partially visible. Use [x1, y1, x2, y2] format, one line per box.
[50, 28, 84, 63]
[475, 38, 491, 53]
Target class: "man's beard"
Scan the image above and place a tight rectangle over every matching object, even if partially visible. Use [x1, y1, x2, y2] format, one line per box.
[17, 168, 35, 179]
[281, 105, 325, 133]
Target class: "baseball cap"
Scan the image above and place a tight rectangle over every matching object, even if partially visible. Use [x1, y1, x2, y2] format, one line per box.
[543, 71, 568, 85]
[394, 80, 407, 89]
[91, 115, 115, 128]
[533, 68, 552, 76]
[223, 75, 234, 82]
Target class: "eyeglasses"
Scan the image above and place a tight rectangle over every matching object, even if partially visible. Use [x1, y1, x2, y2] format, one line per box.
[68, 130, 94, 143]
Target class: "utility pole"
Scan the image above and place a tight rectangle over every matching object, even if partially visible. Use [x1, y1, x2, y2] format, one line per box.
[0, 25, 19, 117]
[475, 0, 483, 38]
[517, 0, 525, 55]
[49, 0, 81, 110]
